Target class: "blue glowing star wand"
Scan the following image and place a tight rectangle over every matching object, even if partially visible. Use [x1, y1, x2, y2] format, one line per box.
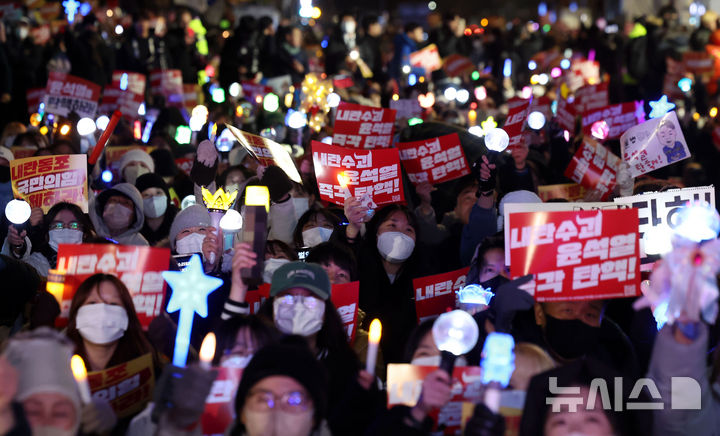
[162, 254, 224, 367]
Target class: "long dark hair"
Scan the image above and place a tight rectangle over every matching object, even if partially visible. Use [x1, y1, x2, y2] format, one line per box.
[306, 242, 358, 281]
[360, 204, 420, 276]
[44, 201, 96, 242]
[292, 207, 341, 249]
[66, 274, 157, 369]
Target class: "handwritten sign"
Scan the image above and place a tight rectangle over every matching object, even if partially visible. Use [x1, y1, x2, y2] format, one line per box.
[10, 154, 88, 212]
[333, 102, 396, 149]
[413, 267, 469, 323]
[88, 353, 154, 418]
[620, 111, 689, 178]
[397, 133, 470, 184]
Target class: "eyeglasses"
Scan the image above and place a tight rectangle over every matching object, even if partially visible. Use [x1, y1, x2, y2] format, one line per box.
[246, 389, 312, 413]
[49, 221, 82, 230]
[276, 294, 322, 309]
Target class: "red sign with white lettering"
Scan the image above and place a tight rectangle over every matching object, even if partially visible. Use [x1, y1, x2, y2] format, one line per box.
[100, 71, 146, 118]
[43, 72, 101, 118]
[413, 267, 469, 322]
[564, 137, 619, 200]
[504, 98, 531, 150]
[333, 102, 396, 149]
[201, 366, 243, 436]
[397, 133, 470, 185]
[150, 69, 183, 108]
[575, 82, 609, 113]
[508, 209, 640, 301]
[580, 101, 645, 140]
[312, 141, 404, 206]
[556, 94, 577, 132]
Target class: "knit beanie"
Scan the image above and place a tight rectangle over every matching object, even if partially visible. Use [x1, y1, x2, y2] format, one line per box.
[135, 172, 170, 198]
[168, 204, 212, 249]
[119, 149, 155, 176]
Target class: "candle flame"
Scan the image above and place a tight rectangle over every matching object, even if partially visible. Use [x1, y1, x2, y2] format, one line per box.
[71, 354, 88, 380]
[199, 332, 216, 364]
[368, 319, 382, 343]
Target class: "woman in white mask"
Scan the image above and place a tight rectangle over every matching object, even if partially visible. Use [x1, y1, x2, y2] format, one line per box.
[89, 183, 149, 246]
[136, 173, 178, 246]
[2, 201, 94, 277]
[292, 209, 339, 249]
[66, 274, 158, 373]
[230, 340, 329, 436]
[118, 149, 155, 186]
[214, 316, 278, 370]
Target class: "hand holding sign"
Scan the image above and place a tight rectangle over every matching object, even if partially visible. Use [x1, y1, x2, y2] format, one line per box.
[413, 370, 452, 417]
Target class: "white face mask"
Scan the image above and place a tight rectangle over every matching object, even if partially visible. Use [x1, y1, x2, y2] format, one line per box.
[292, 197, 310, 221]
[273, 296, 325, 336]
[75, 303, 129, 345]
[175, 232, 206, 255]
[103, 203, 134, 231]
[243, 409, 315, 436]
[410, 355, 467, 367]
[48, 228, 83, 251]
[222, 354, 253, 369]
[377, 231, 415, 263]
[301, 227, 333, 248]
[226, 183, 240, 194]
[123, 165, 149, 185]
[341, 20, 356, 34]
[32, 426, 76, 436]
[143, 194, 168, 218]
[263, 258, 291, 283]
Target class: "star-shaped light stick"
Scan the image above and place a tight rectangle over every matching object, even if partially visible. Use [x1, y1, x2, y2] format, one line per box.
[648, 95, 676, 119]
[162, 254, 224, 367]
[63, 0, 80, 23]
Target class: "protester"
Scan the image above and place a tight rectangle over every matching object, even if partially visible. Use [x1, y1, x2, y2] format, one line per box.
[89, 183, 149, 246]
[135, 172, 178, 246]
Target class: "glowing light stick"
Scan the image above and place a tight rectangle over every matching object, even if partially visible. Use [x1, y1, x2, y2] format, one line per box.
[480, 332, 515, 413]
[432, 309, 479, 375]
[70, 354, 92, 404]
[219, 209, 243, 251]
[5, 199, 31, 226]
[457, 284, 494, 305]
[199, 332, 216, 370]
[527, 111, 546, 130]
[648, 95, 675, 119]
[162, 254, 223, 367]
[241, 186, 270, 288]
[46, 269, 65, 305]
[89, 110, 121, 165]
[366, 319, 382, 375]
[590, 120, 609, 140]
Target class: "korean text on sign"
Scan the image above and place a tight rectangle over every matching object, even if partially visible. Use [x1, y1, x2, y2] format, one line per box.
[333, 102, 396, 149]
[149, 69, 184, 107]
[397, 133, 470, 185]
[575, 82, 609, 113]
[508, 209, 640, 302]
[56, 244, 171, 329]
[10, 154, 88, 213]
[224, 125, 275, 167]
[330, 281, 360, 343]
[413, 267, 469, 323]
[43, 72, 101, 119]
[88, 353, 154, 418]
[99, 70, 146, 118]
[581, 101, 646, 140]
[620, 111, 690, 178]
[311, 140, 404, 206]
[564, 138, 619, 201]
[504, 98, 531, 149]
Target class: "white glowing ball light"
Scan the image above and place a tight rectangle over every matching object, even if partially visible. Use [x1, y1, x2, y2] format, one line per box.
[287, 110, 308, 129]
[327, 92, 341, 108]
[528, 60, 537, 71]
[349, 49, 359, 61]
[673, 202, 720, 243]
[484, 128, 510, 152]
[5, 199, 31, 225]
[192, 105, 209, 120]
[219, 209, 243, 232]
[456, 89, 470, 104]
[95, 115, 110, 130]
[137, 102, 146, 116]
[115, 24, 123, 35]
[469, 125, 484, 137]
[457, 284, 494, 305]
[444, 87, 458, 101]
[537, 73, 549, 85]
[402, 65, 411, 75]
[432, 309, 479, 356]
[560, 58, 570, 69]
[77, 117, 96, 136]
[475, 86, 487, 101]
[189, 115, 205, 132]
[527, 111, 546, 130]
[229, 82, 241, 98]
[643, 226, 673, 256]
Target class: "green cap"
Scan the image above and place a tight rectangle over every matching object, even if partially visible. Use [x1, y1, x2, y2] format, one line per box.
[269, 261, 331, 300]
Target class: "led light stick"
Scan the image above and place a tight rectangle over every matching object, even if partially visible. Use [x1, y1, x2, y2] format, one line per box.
[201, 186, 239, 263]
[89, 110, 122, 165]
[70, 354, 92, 404]
[241, 186, 270, 288]
[199, 332, 216, 370]
[366, 319, 382, 375]
[162, 254, 224, 366]
[480, 332, 515, 413]
[432, 309, 479, 375]
[219, 209, 243, 251]
[457, 284, 494, 315]
[5, 199, 31, 233]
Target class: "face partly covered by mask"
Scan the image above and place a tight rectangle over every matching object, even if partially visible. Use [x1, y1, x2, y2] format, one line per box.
[102, 195, 135, 233]
[273, 289, 325, 337]
[74, 280, 129, 346]
[175, 225, 212, 255]
[122, 162, 151, 185]
[141, 187, 168, 219]
[535, 300, 604, 361]
[376, 211, 416, 263]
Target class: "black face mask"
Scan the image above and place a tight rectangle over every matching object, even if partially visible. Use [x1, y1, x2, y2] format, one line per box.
[0, 166, 9, 183]
[480, 275, 510, 293]
[544, 314, 600, 360]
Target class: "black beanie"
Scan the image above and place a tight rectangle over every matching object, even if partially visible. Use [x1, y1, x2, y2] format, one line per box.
[135, 173, 170, 198]
[234, 338, 327, 426]
[260, 165, 293, 203]
[150, 148, 178, 177]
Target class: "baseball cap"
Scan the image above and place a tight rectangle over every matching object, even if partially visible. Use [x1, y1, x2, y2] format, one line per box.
[270, 261, 331, 300]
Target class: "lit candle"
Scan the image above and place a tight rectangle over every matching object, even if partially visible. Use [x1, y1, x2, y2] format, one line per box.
[468, 109, 477, 126]
[366, 319, 382, 375]
[70, 354, 92, 404]
[46, 269, 65, 305]
[337, 173, 352, 199]
[199, 332, 216, 370]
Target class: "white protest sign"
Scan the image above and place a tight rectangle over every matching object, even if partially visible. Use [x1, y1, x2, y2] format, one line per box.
[620, 111, 690, 178]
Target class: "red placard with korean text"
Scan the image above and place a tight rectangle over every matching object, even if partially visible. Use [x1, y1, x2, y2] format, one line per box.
[387, 364, 483, 435]
[43, 72, 101, 118]
[683, 51, 714, 75]
[556, 94, 577, 132]
[26, 88, 45, 114]
[312, 141, 404, 206]
[150, 69, 183, 108]
[575, 82, 609, 113]
[397, 133, 470, 185]
[581, 101, 646, 140]
[201, 366, 243, 436]
[331, 281, 360, 343]
[224, 126, 275, 167]
[333, 102, 396, 149]
[100, 71, 146, 118]
[55, 244, 171, 328]
[10, 154, 88, 212]
[508, 209, 640, 302]
[88, 353, 154, 419]
[564, 137, 619, 201]
[409, 44, 442, 73]
[413, 267, 469, 322]
[566, 58, 600, 91]
[504, 98, 531, 150]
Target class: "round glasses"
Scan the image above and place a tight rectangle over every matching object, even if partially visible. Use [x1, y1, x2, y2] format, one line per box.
[276, 294, 322, 310]
[49, 221, 82, 231]
[245, 389, 312, 413]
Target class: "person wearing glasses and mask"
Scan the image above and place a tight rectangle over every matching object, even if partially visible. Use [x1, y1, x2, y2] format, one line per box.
[2, 201, 95, 277]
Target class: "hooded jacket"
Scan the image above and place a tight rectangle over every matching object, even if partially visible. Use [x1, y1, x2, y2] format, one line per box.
[89, 183, 149, 246]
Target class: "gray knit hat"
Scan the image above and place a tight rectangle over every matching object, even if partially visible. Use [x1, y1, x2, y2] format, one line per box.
[169, 204, 212, 249]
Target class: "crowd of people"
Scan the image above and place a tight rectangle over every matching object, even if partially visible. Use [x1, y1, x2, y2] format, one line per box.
[0, 1, 719, 436]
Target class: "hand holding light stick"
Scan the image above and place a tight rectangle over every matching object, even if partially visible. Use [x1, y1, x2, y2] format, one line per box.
[480, 332, 515, 413]
[432, 310, 479, 376]
[199, 332, 216, 370]
[366, 319, 382, 375]
[89, 110, 122, 165]
[70, 354, 92, 404]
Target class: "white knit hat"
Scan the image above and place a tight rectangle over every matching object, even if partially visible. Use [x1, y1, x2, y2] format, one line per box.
[119, 149, 155, 176]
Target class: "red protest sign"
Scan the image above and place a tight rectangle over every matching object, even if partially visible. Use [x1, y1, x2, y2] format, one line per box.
[201, 366, 243, 436]
[538, 183, 586, 202]
[311, 140, 404, 206]
[150, 69, 183, 108]
[397, 133, 470, 185]
[224, 125, 275, 167]
[443, 54, 475, 78]
[43, 72, 101, 118]
[100, 71, 146, 118]
[575, 82, 609, 113]
[564, 137, 620, 201]
[55, 244, 171, 329]
[88, 353, 154, 418]
[581, 101, 645, 140]
[183, 84, 199, 113]
[333, 102, 396, 149]
[556, 93, 577, 133]
[333, 75, 355, 89]
[566, 58, 600, 91]
[175, 157, 193, 175]
[504, 98, 531, 150]
[10, 154, 88, 212]
[683, 51, 714, 75]
[508, 209, 640, 301]
[331, 281, 359, 343]
[387, 364, 483, 435]
[409, 44, 442, 73]
[26, 88, 44, 114]
[413, 267, 469, 322]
